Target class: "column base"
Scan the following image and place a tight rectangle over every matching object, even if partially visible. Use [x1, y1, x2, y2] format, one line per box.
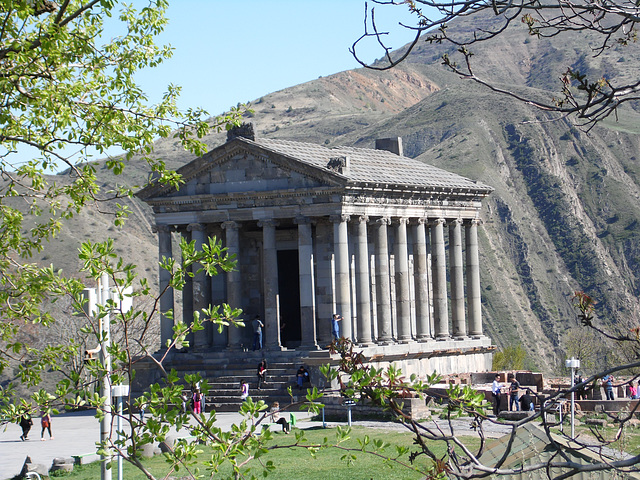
[416, 335, 432, 343]
[436, 335, 450, 341]
[397, 337, 413, 344]
[300, 343, 321, 351]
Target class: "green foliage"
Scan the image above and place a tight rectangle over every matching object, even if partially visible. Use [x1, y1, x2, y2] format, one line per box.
[492, 344, 528, 371]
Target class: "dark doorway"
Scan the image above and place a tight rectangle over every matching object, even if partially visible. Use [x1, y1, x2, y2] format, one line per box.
[277, 250, 301, 347]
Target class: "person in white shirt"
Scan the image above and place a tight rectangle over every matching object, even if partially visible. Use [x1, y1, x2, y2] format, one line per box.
[492, 374, 503, 416]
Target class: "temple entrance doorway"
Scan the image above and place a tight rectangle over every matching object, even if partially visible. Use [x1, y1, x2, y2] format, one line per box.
[277, 250, 301, 347]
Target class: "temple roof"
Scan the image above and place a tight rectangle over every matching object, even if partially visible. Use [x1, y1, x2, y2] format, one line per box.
[250, 137, 493, 193]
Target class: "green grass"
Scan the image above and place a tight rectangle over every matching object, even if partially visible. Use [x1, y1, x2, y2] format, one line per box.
[49, 426, 480, 480]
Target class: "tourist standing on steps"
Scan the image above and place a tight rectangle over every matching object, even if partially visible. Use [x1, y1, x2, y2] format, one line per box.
[331, 314, 342, 341]
[492, 374, 503, 416]
[40, 408, 53, 440]
[252, 315, 264, 351]
[19, 413, 33, 441]
[508, 374, 521, 411]
[269, 402, 290, 434]
[240, 379, 249, 400]
[192, 387, 202, 415]
[257, 359, 267, 390]
[603, 374, 615, 400]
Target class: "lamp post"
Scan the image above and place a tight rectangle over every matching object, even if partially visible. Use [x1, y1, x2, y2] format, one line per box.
[565, 357, 580, 438]
[99, 273, 112, 480]
[84, 275, 133, 480]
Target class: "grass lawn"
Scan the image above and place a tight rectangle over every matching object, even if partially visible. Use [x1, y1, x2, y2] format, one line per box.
[50, 426, 480, 480]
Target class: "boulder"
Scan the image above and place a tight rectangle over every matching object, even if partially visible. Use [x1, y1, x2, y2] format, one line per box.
[20, 456, 49, 479]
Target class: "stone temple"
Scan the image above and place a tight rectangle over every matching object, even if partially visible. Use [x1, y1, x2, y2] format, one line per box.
[136, 125, 495, 379]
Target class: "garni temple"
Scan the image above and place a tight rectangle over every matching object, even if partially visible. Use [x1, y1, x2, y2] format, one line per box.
[136, 124, 495, 382]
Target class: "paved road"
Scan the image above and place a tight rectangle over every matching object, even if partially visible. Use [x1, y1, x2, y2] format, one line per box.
[0, 410, 510, 480]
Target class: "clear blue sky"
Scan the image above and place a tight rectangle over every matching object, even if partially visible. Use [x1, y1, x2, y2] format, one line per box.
[136, 1, 419, 115]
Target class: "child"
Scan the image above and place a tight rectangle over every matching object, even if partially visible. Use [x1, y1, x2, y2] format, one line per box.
[240, 379, 249, 401]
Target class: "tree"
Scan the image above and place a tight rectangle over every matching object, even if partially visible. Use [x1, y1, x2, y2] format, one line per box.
[0, 0, 241, 372]
[352, 0, 640, 126]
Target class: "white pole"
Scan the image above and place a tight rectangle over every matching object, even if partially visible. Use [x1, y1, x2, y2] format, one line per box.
[571, 362, 576, 438]
[117, 395, 123, 480]
[100, 273, 112, 480]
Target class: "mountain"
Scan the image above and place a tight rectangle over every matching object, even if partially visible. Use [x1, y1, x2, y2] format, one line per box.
[35, 10, 640, 374]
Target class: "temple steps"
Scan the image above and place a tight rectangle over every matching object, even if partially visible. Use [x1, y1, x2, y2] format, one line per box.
[133, 350, 329, 412]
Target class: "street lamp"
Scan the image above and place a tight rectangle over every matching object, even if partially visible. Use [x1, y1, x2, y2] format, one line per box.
[565, 357, 580, 438]
[83, 274, 133, 480]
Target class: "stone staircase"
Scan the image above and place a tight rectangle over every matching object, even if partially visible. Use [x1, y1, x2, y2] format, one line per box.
[133, 349, 334, 412]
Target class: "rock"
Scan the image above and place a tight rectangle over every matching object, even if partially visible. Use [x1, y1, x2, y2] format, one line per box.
[498, 411, 534, 421]
[140, 442, 155, 458]
[50, 463, 74, 473]
[159, 435, 178, 453]
[584, 418, 607, 427]
[52, 456, 75, 465]
[20, 456, 49, 479]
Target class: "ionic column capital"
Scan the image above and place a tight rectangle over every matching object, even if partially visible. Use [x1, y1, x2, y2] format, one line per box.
[330, 214, 350, 224]
[153, 224, 173, 234]
[394, 217, 410, 226]
[356, 215, 369, 224]
[257, 219, 279, 228]
[221, 220, 239, 231]
[448, 218, 463, 227]
[417, 217, 428, 226]
[375, 217, 391, 226]
[294, 216, 313, 225]
[430, 218, 446, 226]
[187, 223, 205, 232]
[466, 218, 482, 227]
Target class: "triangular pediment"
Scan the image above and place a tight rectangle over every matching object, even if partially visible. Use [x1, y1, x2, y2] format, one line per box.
[138, 138, 346, 201]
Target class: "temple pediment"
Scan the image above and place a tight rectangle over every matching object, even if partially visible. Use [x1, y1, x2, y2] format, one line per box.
[137, 138, 346, 203]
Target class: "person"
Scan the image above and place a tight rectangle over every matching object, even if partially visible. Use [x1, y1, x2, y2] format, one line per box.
[603, 374, 615, 400]
[492, 374, 502, 416]
[519, 388, 535, 412]
[331, 314, 342, 341]
[508, 374, 520, 411]
[19, 414, 33, 441]
[252, 315, 264, 351]
[240, 379, 249, 400]
[296, 365, 310, 391]
[270, 402, 290, 433]
[630, 381, 638, 400]
[200, 390, 206, 414]
[40, 409, 53, 441]
[192, 388, 202, 414]
[576, 373, 587, 400]
[181, 391, 190, 413]
[257, 359, 267, 390]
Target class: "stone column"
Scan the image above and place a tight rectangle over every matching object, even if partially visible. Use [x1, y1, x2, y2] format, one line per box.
[431, 219, 449, 339]
[157, 225, 174, 350]
[296, 217, 318, 349]
[374, 217, 393, 344]
[355, 215, 373, 345]
[188, 223, 210, 350]
[331, 215, 352, 340]
[449, 219, 466, 338]
[222, 221, 242, 350]
[413, 218, 431, 341]
[394, 217, 412, 343]
[259, 219, 282, 350]
[181, 230, 194, 348]
[466, 219, 483, 337]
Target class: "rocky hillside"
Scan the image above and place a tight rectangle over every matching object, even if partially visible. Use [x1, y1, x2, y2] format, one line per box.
[34, 10, 640, 374]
